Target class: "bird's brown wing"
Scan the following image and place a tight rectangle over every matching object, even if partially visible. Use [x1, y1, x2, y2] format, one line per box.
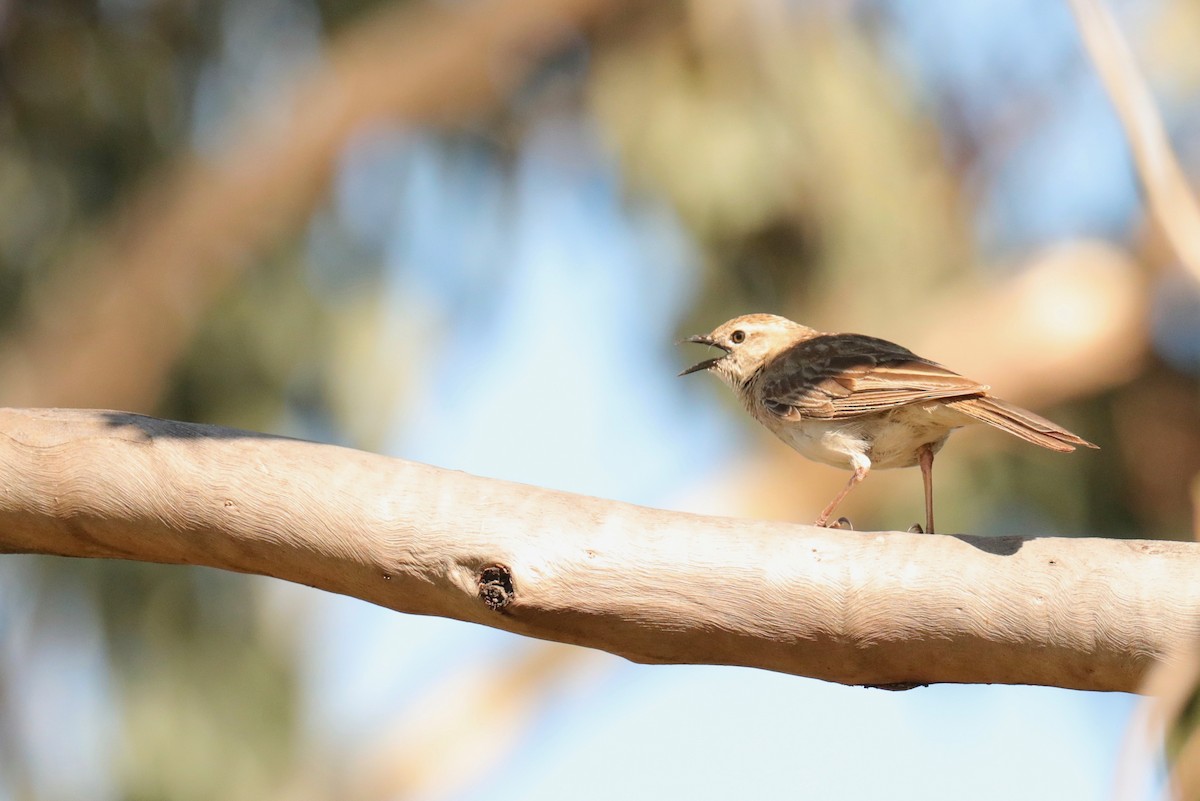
[757, 333, 988, 421]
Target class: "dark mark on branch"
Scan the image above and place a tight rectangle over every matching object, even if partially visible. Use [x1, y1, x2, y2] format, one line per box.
[478, 564, 515, 611]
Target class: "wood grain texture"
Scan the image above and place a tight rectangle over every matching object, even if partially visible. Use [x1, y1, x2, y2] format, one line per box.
[1, 407, 1196, 692]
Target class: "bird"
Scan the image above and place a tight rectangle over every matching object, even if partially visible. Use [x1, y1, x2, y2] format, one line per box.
[679, 313, 1097, 534]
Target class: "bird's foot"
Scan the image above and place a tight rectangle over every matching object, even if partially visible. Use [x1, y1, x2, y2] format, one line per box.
[908, 523, 924, 534]
[828, 516, 854, 530]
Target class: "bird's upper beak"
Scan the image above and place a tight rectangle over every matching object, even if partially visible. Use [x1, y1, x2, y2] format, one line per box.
[678, 334, 729, 376]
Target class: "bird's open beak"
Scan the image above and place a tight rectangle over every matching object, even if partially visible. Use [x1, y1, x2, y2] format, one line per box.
[678, 334, 729, 376]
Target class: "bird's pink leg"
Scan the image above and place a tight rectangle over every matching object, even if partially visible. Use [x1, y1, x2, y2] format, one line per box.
[815, 465, 869, 527]
[918, 443, 935, 535]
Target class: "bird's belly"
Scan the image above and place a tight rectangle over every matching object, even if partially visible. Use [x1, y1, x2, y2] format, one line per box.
[766, 406, 956, 471]
[866, 406, 957, 469]
[769, 419, 871, 470]
[867, 423, 949, 469]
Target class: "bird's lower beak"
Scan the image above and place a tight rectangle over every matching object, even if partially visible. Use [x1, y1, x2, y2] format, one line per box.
[678, 335, 729, 376]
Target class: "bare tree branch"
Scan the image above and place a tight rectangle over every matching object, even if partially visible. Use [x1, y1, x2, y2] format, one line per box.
[1, 407, 1196, 692]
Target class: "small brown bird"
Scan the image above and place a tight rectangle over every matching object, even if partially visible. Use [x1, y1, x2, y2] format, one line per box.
[680, 313, 1097, 533]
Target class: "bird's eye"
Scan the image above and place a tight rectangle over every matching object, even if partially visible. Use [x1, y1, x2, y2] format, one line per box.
[730, 330, 746, 344]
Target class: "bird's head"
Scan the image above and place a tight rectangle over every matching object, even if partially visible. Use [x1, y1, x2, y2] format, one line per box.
[679, 313, 814, 385]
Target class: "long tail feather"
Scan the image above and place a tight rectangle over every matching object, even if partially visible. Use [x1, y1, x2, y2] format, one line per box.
[943, 397, 1099, 453]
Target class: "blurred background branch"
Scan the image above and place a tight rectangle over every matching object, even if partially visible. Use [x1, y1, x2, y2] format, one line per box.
[1069, 0, 1200, 287]
[0, 0, 624, 413]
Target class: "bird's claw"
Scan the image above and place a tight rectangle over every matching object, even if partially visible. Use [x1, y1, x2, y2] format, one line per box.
[828, 516, 854, 530]
[908, 523, 925, 534]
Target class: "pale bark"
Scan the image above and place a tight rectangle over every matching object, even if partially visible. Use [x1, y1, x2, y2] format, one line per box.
[1, 407, 1195, 692]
